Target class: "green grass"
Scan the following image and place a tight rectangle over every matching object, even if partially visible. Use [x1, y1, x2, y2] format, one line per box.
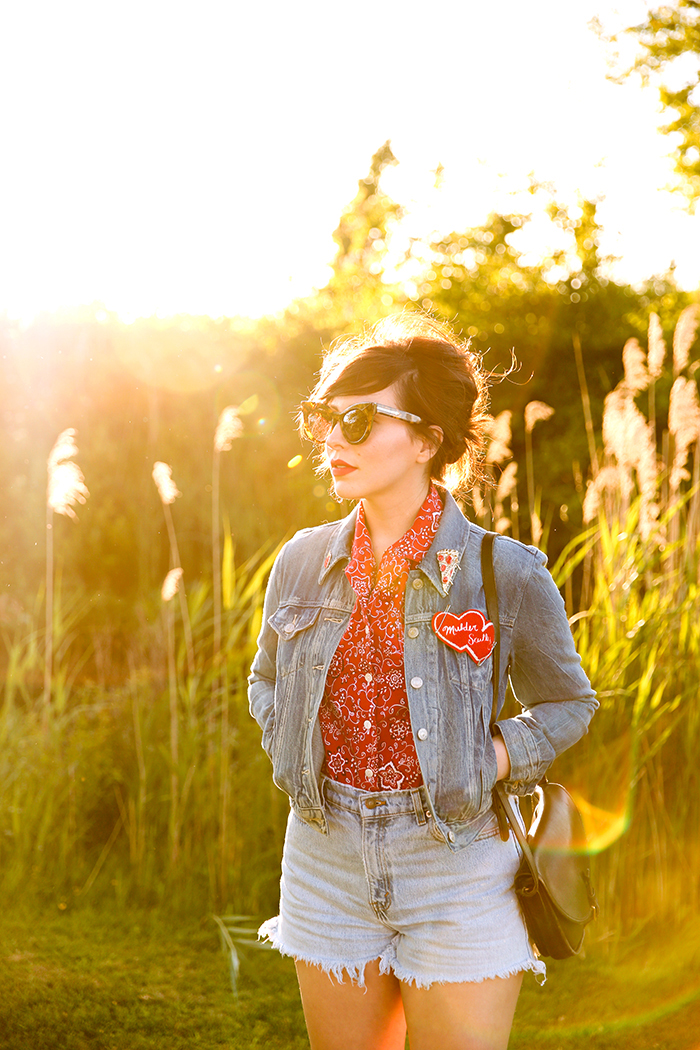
[1, 906, 699, 1049]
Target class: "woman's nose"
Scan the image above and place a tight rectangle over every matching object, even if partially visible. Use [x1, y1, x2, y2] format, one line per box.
[325, 421, 347, 449]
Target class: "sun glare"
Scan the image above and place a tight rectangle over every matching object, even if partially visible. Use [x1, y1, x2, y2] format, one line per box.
[0, 0, 697, 324]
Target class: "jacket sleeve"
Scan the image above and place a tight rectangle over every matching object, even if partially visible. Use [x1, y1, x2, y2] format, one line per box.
[247, 547, 284, 761]
[493, 552, 598, 794]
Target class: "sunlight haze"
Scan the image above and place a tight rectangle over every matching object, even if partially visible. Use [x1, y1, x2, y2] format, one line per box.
[0, 0, 697, 322]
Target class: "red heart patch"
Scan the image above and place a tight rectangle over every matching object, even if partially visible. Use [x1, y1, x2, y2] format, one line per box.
[432, 609, 495, 663]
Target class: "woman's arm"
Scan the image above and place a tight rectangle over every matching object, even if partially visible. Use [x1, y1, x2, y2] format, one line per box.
[493, 554, 598, 793]
[248, 551, 284, 760]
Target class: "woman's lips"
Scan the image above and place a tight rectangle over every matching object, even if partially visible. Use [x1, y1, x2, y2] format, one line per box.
[330, 460, 356, 477]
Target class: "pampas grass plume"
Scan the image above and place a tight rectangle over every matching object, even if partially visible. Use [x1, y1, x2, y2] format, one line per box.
[162, 567, 184, 602]
[622, 338, 650, 393]
[524, 401, 554, 434]
[647, 312, 666, 378]
[484, 411, 512, 465]
[214, 406, 244, 452]
[669, 376, 700, 490]
[47, 429, 89, 519]
[152, 462, 181, 505]
[672, 304, 700, 376]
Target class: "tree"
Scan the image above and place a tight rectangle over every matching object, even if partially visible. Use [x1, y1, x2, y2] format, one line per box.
[613, 1, 700, 206]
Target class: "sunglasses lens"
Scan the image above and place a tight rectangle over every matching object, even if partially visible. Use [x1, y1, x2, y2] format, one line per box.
[303, 406, 332, 443]
[341, 407, 371, 444]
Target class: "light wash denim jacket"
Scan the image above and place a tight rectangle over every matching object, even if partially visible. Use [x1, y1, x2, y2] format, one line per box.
[248, 491, 597, 852]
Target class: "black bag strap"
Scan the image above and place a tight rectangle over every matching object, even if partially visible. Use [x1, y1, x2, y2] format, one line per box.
[481, 532, 541, 877]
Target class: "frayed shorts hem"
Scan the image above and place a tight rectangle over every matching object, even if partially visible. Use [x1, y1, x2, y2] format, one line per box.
[258, 916, 547, 989]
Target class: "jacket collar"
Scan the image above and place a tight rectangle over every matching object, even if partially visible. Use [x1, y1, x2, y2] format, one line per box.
[419, 489, 473, 597]
[318, 504, 359, 584]
[317, 490, 472, 593]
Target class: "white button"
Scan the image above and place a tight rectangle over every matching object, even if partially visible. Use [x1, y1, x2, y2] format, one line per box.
[412, 579, 424, 590]
[364, 769, 375, 781]
[284, 623, 295, 634]
[364, 720, 372, 730]
[448, 831, 455, 843]
[407, 627, 419, 638]
[410, 676, 423, 689]
[364, 673, 373, 683]
[417, 728, 428, 741]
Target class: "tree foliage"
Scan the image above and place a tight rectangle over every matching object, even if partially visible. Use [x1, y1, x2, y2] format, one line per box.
[615, 0, 700, 205]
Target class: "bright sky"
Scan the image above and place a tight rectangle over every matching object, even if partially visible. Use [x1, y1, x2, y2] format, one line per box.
[0, 0, 698, 322]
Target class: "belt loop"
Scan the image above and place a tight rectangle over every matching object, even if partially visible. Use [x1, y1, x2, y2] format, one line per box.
[411, 789, 427, 826]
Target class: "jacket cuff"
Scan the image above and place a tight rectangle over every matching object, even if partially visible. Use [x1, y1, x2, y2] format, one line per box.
[494, 718, 553, 794]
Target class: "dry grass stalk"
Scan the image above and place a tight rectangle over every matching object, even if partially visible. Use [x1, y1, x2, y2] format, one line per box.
[622, 337, 650, 393]
[485, 411, 512, 465]
[524, 401, 554, 545]
[493, 462, 518, 535]
[668, 376, 700, 491]
[647, 312, 666, 379]
[44, 429, 90, 714]
[601, 383, 658, 536]
[212, 405, 244, 902]
[582, 465, 625, 524]
[672, 304, 700, 376]
[151, 462, 194, 677]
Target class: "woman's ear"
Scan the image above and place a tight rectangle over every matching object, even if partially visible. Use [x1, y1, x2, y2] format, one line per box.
[416, 426, 444, 463]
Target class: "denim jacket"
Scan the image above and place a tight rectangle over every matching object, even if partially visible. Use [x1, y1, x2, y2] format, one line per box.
[248, 491, 597, 852]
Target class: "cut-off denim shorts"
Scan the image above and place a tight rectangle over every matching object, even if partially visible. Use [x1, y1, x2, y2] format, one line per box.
[259, 777, 546, 988]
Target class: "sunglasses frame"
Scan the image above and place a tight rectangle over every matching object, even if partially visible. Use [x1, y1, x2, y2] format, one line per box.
[300, 400, 424, 445]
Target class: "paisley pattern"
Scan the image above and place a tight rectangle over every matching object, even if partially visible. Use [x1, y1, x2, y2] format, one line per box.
[319, 485, 443, 791]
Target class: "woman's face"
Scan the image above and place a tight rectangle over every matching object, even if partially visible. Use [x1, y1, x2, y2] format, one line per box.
[324, 384, 436, 505]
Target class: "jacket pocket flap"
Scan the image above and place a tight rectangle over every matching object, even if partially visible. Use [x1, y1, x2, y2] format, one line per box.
[269, 605, 321, 639]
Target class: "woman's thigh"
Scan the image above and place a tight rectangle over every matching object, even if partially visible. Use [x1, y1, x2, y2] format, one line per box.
[295, 958, 407, 1050]
[401, 972, 524, 1050]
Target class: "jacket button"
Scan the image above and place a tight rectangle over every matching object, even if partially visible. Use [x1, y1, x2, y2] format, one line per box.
[417, 727, 428, 741]
[284, 623, 295, 634]
[410, 676, 423, 689]
[412, 579, 424, 590]
[448, 830, 455, 843]
[407, 627, 419, 638]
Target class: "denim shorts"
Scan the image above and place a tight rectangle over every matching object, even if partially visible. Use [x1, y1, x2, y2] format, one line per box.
[259, 777, 546, 988]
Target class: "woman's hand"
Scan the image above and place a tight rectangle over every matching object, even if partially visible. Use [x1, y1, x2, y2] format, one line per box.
[492, 733, 511, 781]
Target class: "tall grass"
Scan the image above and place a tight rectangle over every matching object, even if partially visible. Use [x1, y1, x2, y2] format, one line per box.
[1, 305, 699, 944]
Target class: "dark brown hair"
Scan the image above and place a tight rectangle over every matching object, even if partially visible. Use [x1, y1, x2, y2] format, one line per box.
[304, 313, 490, 493]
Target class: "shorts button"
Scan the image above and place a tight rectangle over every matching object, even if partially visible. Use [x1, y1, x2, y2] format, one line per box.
[412, 579, 424, 590]
[410, 676, 423, 689]
[416, 727, 428, 741]
[407, 627, 419, 638]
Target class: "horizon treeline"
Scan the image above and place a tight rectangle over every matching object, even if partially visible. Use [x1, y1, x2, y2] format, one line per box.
[0, 142, 696, 676]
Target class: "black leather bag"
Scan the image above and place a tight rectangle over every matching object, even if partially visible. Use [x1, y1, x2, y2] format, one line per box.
[481, 533, 598, 960]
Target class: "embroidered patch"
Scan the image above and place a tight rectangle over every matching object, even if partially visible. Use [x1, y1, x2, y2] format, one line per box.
[436, 549, 461, 592]
[432, 609, 495, 663]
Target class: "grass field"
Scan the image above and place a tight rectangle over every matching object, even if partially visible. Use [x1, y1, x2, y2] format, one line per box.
[2, 906, 700, 1049]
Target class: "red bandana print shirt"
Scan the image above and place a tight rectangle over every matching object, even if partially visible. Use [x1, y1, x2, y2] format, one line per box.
[319, 484, 443, 791]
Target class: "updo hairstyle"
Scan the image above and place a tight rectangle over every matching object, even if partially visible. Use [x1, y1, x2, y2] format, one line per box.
[305, 313, 489, 494]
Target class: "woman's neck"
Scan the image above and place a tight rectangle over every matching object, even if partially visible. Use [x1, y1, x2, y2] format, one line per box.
[362, 480, 431, 565]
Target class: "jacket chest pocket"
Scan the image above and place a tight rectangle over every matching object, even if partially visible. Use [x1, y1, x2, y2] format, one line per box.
[268, 604, 323, 680]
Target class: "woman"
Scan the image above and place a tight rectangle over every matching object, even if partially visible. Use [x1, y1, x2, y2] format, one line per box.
[248, 314, 597, 1050]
